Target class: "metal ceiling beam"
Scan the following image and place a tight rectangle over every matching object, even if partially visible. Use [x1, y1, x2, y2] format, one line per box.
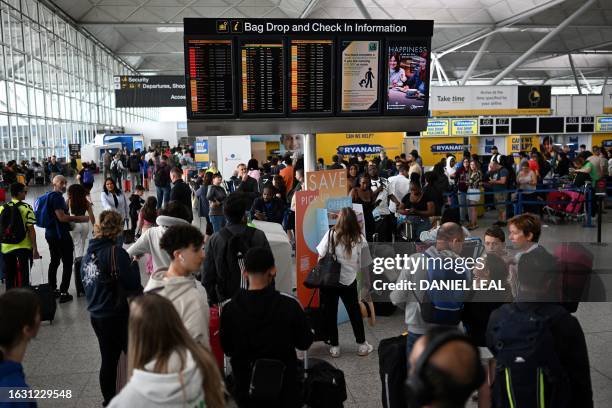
[299, 0, 321, 18]
[568, 53, 582, 94]
[353, 0, 372, 19]
[116, 52, 183, 56]
[435, 0, 569, 56]
[460, 35, 493, 86]
[433, 23, 612, 30]
[489, 0, 597, 85]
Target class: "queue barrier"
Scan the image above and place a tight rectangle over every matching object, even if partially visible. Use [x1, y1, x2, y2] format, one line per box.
[443, 184, 595, 228]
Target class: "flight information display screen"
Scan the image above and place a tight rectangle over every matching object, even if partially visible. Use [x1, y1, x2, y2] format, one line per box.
[183, 18, 433, 121]
[289, 39, 333, 114]
[240, 40, 285, 115]
[185, 39, 234, 117]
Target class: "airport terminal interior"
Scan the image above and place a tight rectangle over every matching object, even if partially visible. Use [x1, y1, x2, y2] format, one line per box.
[1, 0, 612, 407]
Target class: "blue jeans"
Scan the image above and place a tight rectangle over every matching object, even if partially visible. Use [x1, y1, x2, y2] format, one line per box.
[156, 186, 171, 209]
[209, 215, 226, 233]
[406, 332, 423, 373]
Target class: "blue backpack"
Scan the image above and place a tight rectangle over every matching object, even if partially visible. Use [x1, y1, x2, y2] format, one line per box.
[419, 252, 470, 325]
[82, 169, 94, 184]
[34, 192, 57, 229]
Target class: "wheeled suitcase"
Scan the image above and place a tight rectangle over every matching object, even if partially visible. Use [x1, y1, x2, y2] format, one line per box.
[30, 259, 56, 323]
[209, 305, 223, 369]
[301, 352, 347, 408]
[123, 179, 131, 193]
[379, 333, 408, 408]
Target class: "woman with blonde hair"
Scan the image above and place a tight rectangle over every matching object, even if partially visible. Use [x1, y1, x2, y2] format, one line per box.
[108, 293, 224, 408]
[81, 210, 142, 406]
[316, 207, 373, 358]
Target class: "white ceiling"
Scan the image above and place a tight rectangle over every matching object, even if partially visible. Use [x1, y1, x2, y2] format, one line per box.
[49, 0, 612, 87]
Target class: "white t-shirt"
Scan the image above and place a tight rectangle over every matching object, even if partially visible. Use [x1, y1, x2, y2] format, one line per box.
[387, 174, 411, 214]
[316, 230, 370, 286]
[370, 177, 390, 216]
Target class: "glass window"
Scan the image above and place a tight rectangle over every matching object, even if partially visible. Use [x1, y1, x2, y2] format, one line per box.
[9, 16, 24, 51]
[23, 0, 39, 23]
[0, 80, 7, 112]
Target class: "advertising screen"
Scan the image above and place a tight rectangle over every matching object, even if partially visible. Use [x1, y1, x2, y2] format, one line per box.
[289, 39, 333, 114]
[185, 39, 234, 117]
[340, 40, 380, 113]
[240, 40, 285, 115]
[385, 40, 429, 115]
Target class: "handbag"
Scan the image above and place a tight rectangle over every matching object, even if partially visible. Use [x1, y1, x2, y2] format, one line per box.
[304, 230, 341, 289]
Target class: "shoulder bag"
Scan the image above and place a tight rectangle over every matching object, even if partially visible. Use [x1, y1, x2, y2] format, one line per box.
[304, 230, 342, 289]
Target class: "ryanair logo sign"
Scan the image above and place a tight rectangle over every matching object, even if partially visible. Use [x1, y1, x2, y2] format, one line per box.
[337, 144, 384, 155]
[430, 143, 463, 153]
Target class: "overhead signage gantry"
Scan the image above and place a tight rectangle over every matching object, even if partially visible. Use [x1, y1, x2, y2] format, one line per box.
[183, 18, 433, 135]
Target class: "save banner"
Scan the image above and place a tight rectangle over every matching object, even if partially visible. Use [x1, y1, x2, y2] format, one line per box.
[430, 85, 551, 116]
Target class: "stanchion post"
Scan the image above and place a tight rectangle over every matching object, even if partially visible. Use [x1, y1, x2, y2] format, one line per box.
[515, 190, 521, 215]
[584, 185, 594, 228]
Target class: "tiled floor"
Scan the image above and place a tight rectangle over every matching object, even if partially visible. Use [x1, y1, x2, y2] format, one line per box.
[5, 177, 612, 407]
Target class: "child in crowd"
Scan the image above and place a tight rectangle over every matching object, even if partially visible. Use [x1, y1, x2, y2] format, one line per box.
[137, 196, 158, 275]
[129, 185, 145, 235]
[0, 289, 41, 407]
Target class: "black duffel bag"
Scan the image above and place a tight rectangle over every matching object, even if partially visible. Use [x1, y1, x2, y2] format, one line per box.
[304, 230, 341, 289]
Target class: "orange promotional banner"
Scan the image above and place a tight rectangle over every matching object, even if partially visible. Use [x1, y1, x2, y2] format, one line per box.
[295, 190, 320, 306]
[296, 169, 352, 306]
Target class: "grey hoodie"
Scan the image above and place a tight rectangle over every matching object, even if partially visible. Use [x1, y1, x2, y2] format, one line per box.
[127, 215, 190, 272]
[144, 269, 210, 347]
[108, 350, 205, 408]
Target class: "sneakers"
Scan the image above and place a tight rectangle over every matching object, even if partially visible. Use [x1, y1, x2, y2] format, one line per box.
[59, 293, 73, 303]
[357, 341, 374, 356]
[329, 346, 341, 358]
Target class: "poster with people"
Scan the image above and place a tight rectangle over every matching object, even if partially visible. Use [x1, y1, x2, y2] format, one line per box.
[340, 40, 379, 113]
[385, 40, 429, 115]
[279, 134, 304, 158]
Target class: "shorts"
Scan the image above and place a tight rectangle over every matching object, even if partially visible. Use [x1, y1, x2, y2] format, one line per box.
[493, 192, 507, 207]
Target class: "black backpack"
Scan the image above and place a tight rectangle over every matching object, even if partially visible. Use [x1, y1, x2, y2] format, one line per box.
[129, 156, 140, 173]
[154, 165, 170, 187]
[0, 201, 27, 244]
[488, 303, 571, 408]
[217, 226, 258, 302]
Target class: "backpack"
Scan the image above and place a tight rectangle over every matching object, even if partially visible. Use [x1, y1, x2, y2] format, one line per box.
[82, 169, 94, 184]
[154, 165, 170, 187]
[34, 192, 58, 229]
[0, 201, 27, 244]
[111, 160, 121, 178]
[418, 252, 469, 325]
[217, 226, 258, 302]
[489, 304, 571, 408]
[129, 156, 140, 173]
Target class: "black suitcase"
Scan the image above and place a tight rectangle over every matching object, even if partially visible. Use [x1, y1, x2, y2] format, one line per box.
[379, 333, 408, 408]
[301, 355, 347, 408]
[30, 259, 57, 323]
[32, 283, 57, 323]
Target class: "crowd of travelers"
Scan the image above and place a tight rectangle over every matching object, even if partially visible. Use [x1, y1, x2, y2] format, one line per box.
[0, 140, 604, 408]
